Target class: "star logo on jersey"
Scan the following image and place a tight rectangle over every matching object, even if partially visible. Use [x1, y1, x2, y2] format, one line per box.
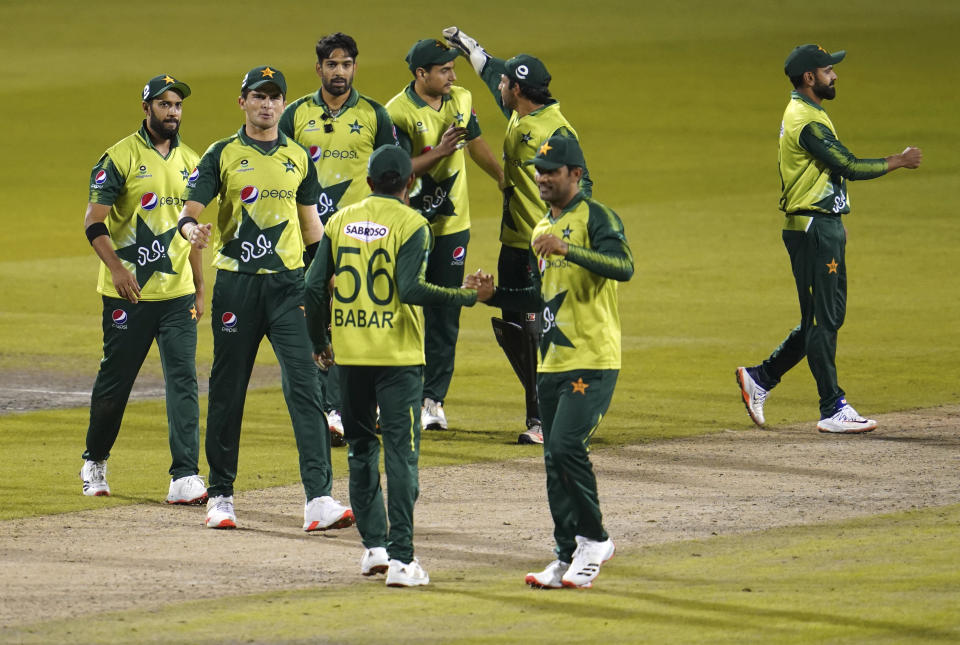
[163, 75, 176, 84]
[454, 112, 464, 124]
[571, 377, 589, 395]
[349, 120, 363, 134]
[220, 207, 289, 272]
[180, 168, 189, 180]
[260, 67, 276, 79]
[562, 225, 573, 240]
[520, 132, 533, 145]
[826, 257, 839, 274]
[540, 290, 574, 359]
[411, 171, 458, 219]
[283, 160, 297, 173]
[538, 141, 553, 156]
[317, 179, 352, 218]
[114, 216, 178, 287]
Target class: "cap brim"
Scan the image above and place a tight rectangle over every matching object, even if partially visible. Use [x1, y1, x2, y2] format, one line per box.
[245, 80, 285, 94]
[524, 159, 565, 170]
[149, 82, 191, 100]
[829, 50, 846, 65]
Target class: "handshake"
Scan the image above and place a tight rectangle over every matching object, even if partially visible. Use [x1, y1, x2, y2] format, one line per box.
[463, 269, 495, 302]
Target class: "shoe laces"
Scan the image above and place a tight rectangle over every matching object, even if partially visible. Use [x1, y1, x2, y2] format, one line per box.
[89, 461, 106, 482]
[211, 497, 233, 513]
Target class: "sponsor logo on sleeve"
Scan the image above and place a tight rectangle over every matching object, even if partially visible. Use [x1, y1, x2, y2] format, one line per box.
[187, 167, 200, 188]
[451, 245, 466, 266]
[93, 170, 107, 189]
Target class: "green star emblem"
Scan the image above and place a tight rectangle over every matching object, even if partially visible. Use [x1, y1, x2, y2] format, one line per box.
[520, 132, 533, 144]
[411, 171, 459, 220]
[349, 120, 363, 134]
[317, 179, 352, 218]
[562, 225, 573, 240]
[540, 290, 575, 359]
[180, 168, 189, 180]
[454, 112, 465, 124]
[283, 160, 297, 173]
[114, 216, 178, 287]
[220, 207, 289, 272]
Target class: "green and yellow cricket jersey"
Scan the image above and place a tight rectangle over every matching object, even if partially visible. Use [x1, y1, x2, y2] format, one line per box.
[279, 88, 398, 219]
[779, 91, 887, 231]
[304, 194, 478, 366]
[88, 123, 199, 301]
[185, 127, 320, 274]
[488, 193, 633, 372]
[480, 57, 593, 249]
[385, 83, 480, 236]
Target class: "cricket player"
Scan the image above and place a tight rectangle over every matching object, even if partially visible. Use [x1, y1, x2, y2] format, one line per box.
[178, 66, 353, 531]
[443, 26, 592, 444]
[80, 74, 206, 505]
[280, 32, 400, 447]
[386, 38, 503, 432]
[736, 44, 922, 434]
[468, 136, 633, 589]
[305, 145, 488, 587]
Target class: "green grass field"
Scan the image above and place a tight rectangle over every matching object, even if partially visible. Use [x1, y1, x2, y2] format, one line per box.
[1, 0, 959, 642]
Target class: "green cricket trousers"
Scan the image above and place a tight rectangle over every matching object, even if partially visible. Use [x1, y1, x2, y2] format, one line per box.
[340, 364, 423, 564]
[205, 269, 332, 499]
[755, 215, 847, 418]
[84, 293, 199, 479]
[538, 369, 618, 563]
[422, 230, 469, 405]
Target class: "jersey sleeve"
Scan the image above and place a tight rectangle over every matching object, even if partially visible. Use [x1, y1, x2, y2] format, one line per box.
[304, 235, 334, 352]
[565, 202, 634, 281]
[278, 102, 298, 139]
[371, 101, 400, 149]
[551, 125, 593, 198]
[184, 141, 224, 206]
[799, 122, 888, 180]
[296, 147, 321, 205]
[479, 56, 511, 118]
[395, 225, 478, 306]
[88, 152, 125, 206]
[465, 108, 482, 140]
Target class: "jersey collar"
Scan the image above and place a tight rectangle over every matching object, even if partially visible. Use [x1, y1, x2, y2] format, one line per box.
[236, 126, 289, 152]
[791, 90, 824, 112]
[312, 87, 360, 114]
[548, 190, 586, 223]
[405, 81, 451, 108]
[137, 121, 181, 152]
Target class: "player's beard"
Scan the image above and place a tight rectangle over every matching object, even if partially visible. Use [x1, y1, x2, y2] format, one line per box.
[148, 109, 180, 140]
[813, 80, 836, 101]
[322, 72, 354, 97]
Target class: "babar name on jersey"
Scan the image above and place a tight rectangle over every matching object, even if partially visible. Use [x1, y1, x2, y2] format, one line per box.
[333, 307, 395, 329]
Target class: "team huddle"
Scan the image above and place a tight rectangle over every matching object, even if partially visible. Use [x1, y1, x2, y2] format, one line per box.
[79, 31, 920, 590]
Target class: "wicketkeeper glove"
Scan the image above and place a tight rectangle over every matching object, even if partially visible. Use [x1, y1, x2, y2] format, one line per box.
[442, 26, 489, 75]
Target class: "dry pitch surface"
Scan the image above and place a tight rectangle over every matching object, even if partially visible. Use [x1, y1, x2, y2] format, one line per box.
[2, 405, 958, 627]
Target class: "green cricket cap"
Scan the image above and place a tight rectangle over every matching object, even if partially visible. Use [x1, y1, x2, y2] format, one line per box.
[405, 38, 459, 72]
[241, 65, 287, 95]
[504, 54, 551, 90]
[784, 44, 845, 77]
[525, 135, 585, 170]
[368, 145, 413, 183]
[142, 74, 191, 101]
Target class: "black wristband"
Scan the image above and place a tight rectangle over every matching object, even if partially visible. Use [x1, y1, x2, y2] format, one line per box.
[177, 216, 199, 239]
[85, 222, 109, 244]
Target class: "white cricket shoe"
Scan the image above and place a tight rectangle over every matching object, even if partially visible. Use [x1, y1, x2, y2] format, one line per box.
[166, 474, 207, 505]
[360, 547, 390, 576]
[80, 460, 110, 497]
[205, 495, 236, 529]
[386, 558, 429, 587]
[518, 420, 543, 445]
[817, 401, 877, 434]
[327, 410, 346, 447]
[422, 398, 447, 430]
[736, 367, 768, 427]
[303, 496, 355, 532]
[561, 536, 615, 589]
[525, 559, 570, 589]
